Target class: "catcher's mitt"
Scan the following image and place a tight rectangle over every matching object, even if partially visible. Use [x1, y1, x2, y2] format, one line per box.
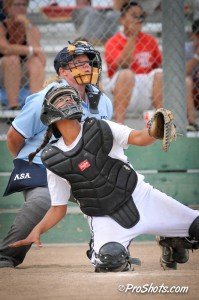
[148, 108, 177, 152]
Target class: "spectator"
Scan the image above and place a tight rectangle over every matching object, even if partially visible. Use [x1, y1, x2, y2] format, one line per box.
[45, 1, 119, 45]
[0, 0, 45, 109]
[186, 19, 199, 114]
[113, 0, 161, 17]
[72, 1, 119, 45]
[104, 1, 198, 131]
[104, 1, 162, 123]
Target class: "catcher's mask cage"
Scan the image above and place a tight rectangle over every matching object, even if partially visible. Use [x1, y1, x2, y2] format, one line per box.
[40, 86, 83, 128]
[54, 41, 102, 85]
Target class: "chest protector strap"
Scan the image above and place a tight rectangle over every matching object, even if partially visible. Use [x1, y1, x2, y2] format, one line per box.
[42, 118, 139, 228]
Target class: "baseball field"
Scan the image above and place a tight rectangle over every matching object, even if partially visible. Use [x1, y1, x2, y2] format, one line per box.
[0, 242, 198, 300]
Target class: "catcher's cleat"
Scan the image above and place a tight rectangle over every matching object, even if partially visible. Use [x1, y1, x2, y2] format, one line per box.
[172, 248, 189, 264]
[160, 246, 177, 270]
[0, 258, 14, 268]
[157, 236, 190, 270]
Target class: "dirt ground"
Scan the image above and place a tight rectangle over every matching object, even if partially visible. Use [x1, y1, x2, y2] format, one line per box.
[0, 242, 198, 300]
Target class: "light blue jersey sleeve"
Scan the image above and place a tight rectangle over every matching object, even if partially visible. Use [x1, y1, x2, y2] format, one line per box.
[12, 92, 46, 139]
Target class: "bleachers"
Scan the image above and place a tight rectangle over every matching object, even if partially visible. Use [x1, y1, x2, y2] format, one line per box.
[39, 21, 163, 79]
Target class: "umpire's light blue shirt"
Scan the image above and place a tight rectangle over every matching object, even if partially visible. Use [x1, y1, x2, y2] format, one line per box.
[12, 79, 113, 165]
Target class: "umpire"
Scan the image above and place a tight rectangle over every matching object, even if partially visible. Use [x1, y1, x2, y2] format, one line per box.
[0, 40, 113, 268]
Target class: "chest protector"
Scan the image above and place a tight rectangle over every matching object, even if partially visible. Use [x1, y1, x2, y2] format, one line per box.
[41, 118, 140, 228]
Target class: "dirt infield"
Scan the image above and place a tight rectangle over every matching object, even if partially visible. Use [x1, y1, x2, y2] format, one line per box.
[0, 242, 198, 300]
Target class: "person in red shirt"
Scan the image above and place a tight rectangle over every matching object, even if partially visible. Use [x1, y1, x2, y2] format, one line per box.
[104, 1, 163, 123]
[104, 1, 197, 130]
[105, 27, 162, 78]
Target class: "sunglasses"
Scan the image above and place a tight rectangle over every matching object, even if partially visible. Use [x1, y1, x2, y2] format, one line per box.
[131, 14, 145, 22]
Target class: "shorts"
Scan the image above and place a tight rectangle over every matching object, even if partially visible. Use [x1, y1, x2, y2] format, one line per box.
[104, 68, 162, 116]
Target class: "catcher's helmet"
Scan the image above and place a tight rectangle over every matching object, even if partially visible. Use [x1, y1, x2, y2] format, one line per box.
[54, 40, 102, 85]
[40, 86, 83, 127]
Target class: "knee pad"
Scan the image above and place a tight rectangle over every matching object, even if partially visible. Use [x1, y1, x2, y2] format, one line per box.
[95, 242, 130, 273]
[189, 216, 199, 241]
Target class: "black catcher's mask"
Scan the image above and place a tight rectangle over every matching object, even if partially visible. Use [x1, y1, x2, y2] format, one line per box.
[54, 40, 102, 85]
[40, 86, 83, 129]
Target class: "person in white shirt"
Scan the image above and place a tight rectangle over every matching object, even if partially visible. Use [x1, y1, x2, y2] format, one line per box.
[10, 86, 199, 272]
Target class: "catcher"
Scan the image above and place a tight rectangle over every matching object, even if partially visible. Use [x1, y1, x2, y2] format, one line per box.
[10, 86, 199, 272]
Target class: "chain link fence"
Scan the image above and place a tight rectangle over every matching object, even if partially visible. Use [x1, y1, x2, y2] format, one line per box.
[0, 0, 199, 138]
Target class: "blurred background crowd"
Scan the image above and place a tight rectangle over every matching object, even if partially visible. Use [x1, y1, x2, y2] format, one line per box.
[0, 0, 199, 133]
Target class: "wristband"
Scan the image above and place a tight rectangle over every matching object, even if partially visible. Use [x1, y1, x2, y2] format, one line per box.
[28, 46, 34, 57]
[193, 53, 199, 61]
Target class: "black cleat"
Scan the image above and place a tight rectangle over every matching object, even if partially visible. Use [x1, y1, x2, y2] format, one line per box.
[172, 248, 189, 264]
[0, 258, 14, 268]
[160, 246, 177, 270]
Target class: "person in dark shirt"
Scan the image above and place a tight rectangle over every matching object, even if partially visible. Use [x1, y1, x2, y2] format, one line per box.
[0, 0, 45, 109]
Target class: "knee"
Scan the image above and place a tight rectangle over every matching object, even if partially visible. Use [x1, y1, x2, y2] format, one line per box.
[117, 69, 135, 86]
[95, 242, 129, 272]
[27, 57, 44, 73]
[1, 55, 20, 68]
[189, 216, 199, 241]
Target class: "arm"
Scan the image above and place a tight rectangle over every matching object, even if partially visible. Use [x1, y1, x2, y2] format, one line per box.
[152, 38, 162, 68]
[114, 36, 137, 68]
[6, 126, 25, 158]
[0, 21, 45, 65]
[9, 167, 70, 248]
[128, 128, 156, 146]
[15, 14, 41, 46]
[105, 36, 136, 77]
[15, 14, 46, 66]
[9, 205, 67, 248]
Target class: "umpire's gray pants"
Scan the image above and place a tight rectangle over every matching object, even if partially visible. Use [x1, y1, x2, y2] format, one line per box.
[0, 187, 51, 267]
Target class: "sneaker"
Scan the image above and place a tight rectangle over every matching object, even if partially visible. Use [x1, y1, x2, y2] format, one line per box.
[187, 123, 199, 132]
[0, 258, 14, 268]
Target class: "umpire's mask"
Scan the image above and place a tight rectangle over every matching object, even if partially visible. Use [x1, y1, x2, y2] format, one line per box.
[54, 41, 102, 85]
[40, 86, 83, 128]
